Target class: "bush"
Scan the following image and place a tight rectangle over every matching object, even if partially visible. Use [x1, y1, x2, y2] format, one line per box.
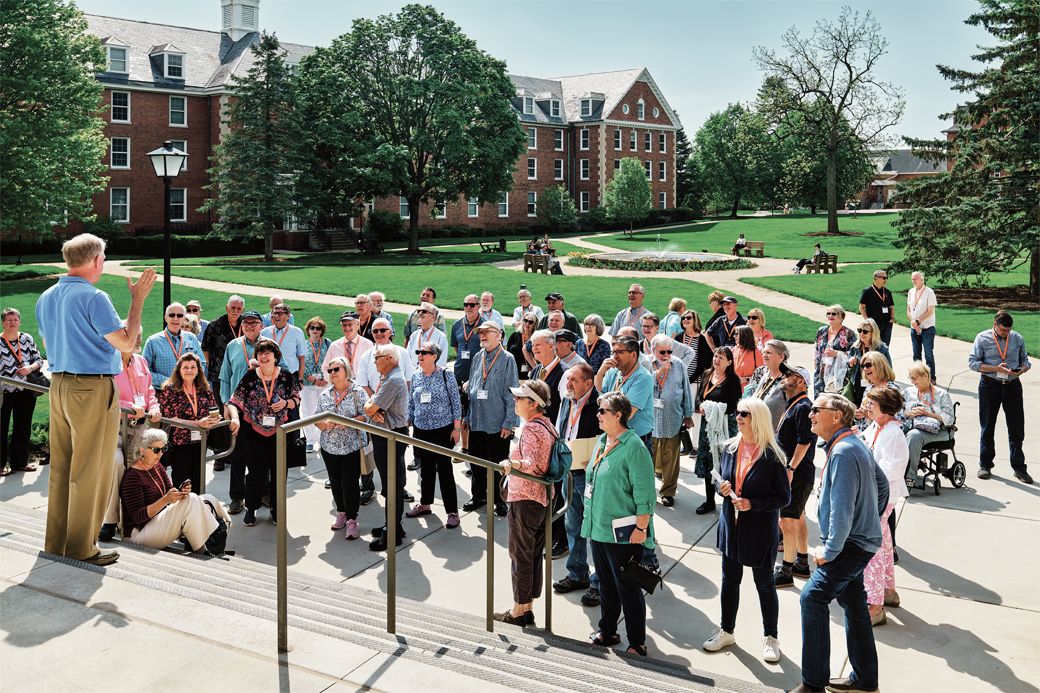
[365, 210, 405, 242]
[82, 216, 126, 241]
[106, 234, 263, 257]
[578, 206, 612, 232]
[568, 255, 756, 273]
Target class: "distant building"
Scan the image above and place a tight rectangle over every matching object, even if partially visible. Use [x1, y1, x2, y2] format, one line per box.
[857, 149, 946, 209]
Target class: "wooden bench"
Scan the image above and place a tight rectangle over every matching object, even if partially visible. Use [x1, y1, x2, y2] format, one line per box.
[737, 241, 765, 258]
[360, 238, 383, 254]
[478, 241, 498, 253]
[805, 253, 838, 274]
[523, 253, 551, 274]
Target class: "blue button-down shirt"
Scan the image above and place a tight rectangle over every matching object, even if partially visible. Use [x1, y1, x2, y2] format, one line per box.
[261, 312, 295, 328]
[409, 367, 462, 430]
[197, 318, 210, 344]
[651, 356, 693, 438]
[602, 365, 654, 437]
[261, 324, 308, 375]
[464, 347, 519, 433]
[35, 276, 123, 374]
[968, 328, 1031, 381]
[219, 336, 260, 399]
[142, 328, 206, 387]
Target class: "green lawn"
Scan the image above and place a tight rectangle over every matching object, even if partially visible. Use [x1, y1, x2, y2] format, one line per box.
[742, 264, 1039, 355]
[0, 264, 61, 281]
[159, 262, 822, 343]
[596, 213, 904, 262]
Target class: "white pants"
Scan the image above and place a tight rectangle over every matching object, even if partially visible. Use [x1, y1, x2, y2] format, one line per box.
[300, 385, 322, 447]
[105, 423, 147, 525]
[130, 492, 229, 551]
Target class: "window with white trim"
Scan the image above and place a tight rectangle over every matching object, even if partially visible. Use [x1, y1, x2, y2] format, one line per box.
[550, 100, 560, 117]
[527, 191, 537, 217]
[165, 53, 184, 79]
[468, 197, 479, 217]
[169, 188, 187, 222]
[527, 157, 537, 180]
[554, 159, 564, 180]
[498, 191, 509, 217]
[581, 99, 591, 117]
[629, 130, 636, 151]
[580, 191, 590, 212]
[399, 196, 409, 218]
[169, 96, 186, 126]
[653, 107, 660, 118]
[622, 103, 630, 115]
[644, 132, 652, 152]
[614, 128, 621, 150]
[434, 196, 447, 219]
[107, 46, 128, 73]
[659, 192, 667, 209]
[580, 129, 589, 150]
[110, 188, 129, 222]
[637, 98, 645, 120]
[523, 96, 534, 115]
[110, 137, 129, 169]
[111, 91, 130, 122]
[169, 140, 187, 171]
[644, 161, 652, 178]
[580, 159, 589, 180]
[554, 129, 563, 151]
[659, 133, 667, 153]
[659, 161, 666, 181]
[527, 127, 536, 149]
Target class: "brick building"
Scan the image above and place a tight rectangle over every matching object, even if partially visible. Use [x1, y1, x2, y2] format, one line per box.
[856, 149, 946, 209]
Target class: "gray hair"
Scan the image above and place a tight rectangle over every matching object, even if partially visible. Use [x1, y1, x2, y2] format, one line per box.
[375, 343, 399, 366]
[763, 339, 789, 361]
[136, 428, 169, 460]
[420, 340, 442, 358]
[369, 291, 385, 302]
[61, 233, 105, 268]
[583, 313, 605, 336]
[818, 393, 857, 428]
[650, 334, 673, 350]
[517, 289, 532, 299]
[597, 391, 632, 428]
[227, 295, 245, 306]
[326, 356, 353, 380]
[530, 329, 556, 347]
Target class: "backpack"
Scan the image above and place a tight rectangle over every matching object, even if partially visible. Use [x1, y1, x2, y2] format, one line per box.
[530, 418, 572, 484]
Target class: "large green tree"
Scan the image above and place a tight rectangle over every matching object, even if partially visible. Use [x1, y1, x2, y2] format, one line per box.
[296, 4, 525, 253]
[0, 0, 108, 238]
[694, 104, 775, 217]
[755, 7, 904, 233]
[604, 157, 652, 234]
[674, 127, 697, 211]
[537, 185, 577, 232]
[202, 33, 299, 262]
[893, 0, 1040, 296]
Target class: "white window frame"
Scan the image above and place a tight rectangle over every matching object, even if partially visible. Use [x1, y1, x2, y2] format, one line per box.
[580, 128, 589, 150]
[580, 191, 590, 212]
[523, 96, 534, 115]
[169, 140, 187, 171]
[110, 137, 130, 170]
[110, 187, 130, 223]
[659, 192, 668, 209]
[169, 188, 187, 222]
[527, 191, 537, 217]
[433, 196, 447, 219]
[644, 161, 652, 179]
[550, 100, 560, 117]
[659, 161, 667, 182]
[622, 103, 630, 115]
[165, 53, 184, 79]
[659, 133, 667, 153]
[527, 157, 537, 180]
[554, 159, 564, 181]
[644, 132, 652, 152]
[399, 196, 409, 219]
[527, 127, 536, 150]
[498, 191, 509, 218]
[169, 96, 187, 127]
[637, 98, 645, 121]
[629, 130, 636, 151]
[653, 107, 660, 118]
[111, 91, 130, 123]
[614, 128, 621, 150]
[554, 129, 564, 151]
[580, 159, 590, 180]
[581, 99, 591, 117]
[467, 196, 479, 218]
[107, 46, 128, 73]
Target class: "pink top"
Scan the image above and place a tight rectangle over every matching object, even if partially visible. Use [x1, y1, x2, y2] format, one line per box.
[507, 415, 557, 506]
[114, 354, 159, 415]
[754, 328, 775, 351]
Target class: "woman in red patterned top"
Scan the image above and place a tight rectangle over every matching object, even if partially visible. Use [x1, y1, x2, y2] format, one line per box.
[494, 379, 556, 627]
[158, 353, 220, 492]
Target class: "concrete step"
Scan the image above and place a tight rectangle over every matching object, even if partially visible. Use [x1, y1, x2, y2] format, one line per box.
[0, 504, 776, 693]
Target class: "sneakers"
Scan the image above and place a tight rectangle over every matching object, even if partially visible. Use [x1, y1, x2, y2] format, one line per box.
[446, 512, 460, 529]
[344, 518, 359, 540]
[1014, 470, 1034, 484]
[826, 676, 880, 692]
[359, 490, 375, 506]
[580, 586, 600, 607]
[702, 627, 736, 652]
[976, 466, 991, 479]
[553, 575, 590, 593]
[773, 566, 794, 588]
[331, 512, 347, 530]
[762, 635, 781, 663]
[228, 498, 244, 514]
[97, 523, 117, 542]
[243, 509, 257, 527]
[405, 503, 432, 518]
[551, 542, 569, 560]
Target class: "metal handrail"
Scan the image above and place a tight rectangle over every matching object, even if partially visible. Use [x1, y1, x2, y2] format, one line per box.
[274, 411, 572, 653]
[0, 374, 237, 494]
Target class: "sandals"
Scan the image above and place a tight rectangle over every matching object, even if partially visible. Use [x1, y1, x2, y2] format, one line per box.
[626, 645, 648, 656]
[590, 632, 621, 647]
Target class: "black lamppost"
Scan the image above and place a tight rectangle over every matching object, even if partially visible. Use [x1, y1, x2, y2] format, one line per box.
[147, 141, 188, 323]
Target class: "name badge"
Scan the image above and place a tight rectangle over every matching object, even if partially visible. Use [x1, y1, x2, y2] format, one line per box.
[996, 371, 1009, 381]
[584, 481, 593, 500]
[420, 392, 432, 403]
[653, 398, 664, 409]
[133, 395, 146, 408]
[881, 307, 889, 314]
[262, 415, 276, 427]
[460, 350, 470, 360]
[190, 430, 202, 442]
[476, 389, 489, 400]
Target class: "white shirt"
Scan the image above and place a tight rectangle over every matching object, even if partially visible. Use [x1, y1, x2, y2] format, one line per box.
[907, 285, 937, 329]
[355, 343, 413, 393]
[862, 420, 910, 503]
[512, 304, 544, 329]
[557, 351, 586, 399]
[405, 327, 448, 369]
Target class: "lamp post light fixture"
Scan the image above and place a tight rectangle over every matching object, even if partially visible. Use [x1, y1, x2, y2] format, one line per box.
[146, 141, 188, 324]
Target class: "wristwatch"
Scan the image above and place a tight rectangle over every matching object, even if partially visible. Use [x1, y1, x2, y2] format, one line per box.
[785, 462, 795, 471]
[636, 525, 648, 532]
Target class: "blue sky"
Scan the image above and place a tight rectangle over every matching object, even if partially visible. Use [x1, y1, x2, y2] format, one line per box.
[75, 0, 988, 141]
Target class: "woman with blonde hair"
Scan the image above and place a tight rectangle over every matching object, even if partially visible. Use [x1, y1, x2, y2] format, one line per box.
[845, 318, 892, 405]
[813, 304, 856, 395]
[745, 308, 774, 351]
[703, 397, 790, 663]
[732, 325, 762, 386]
[852, 351, 899, 432]
[660, 298, 686, 338]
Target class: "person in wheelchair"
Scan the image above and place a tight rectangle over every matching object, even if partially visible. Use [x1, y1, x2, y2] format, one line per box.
[901, 361, 955, 488]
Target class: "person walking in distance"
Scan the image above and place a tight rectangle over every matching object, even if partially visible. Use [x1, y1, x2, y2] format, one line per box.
[906, 271, 937, 381]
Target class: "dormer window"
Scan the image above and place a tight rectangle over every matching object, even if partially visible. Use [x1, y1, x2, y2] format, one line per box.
[107, 46, 128, 73]
[523, 96, 534, 115]
[637, 98, 645, 120]
[165, 53, 184, 79]
[581, 99, 592, 117]
[550, 100, 560, 118]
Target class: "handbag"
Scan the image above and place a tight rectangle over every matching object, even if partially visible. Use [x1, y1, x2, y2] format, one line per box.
[619, 555, 663, 594]
[286, 436, 307, 468]
[26, 369, 50, 396]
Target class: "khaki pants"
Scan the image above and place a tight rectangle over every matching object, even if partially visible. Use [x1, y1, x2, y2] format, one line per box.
[653, 434, 682, 497]
[104, 423, 148, 526]
[130, 492, 229, 551]
[46, 374, 120, 560]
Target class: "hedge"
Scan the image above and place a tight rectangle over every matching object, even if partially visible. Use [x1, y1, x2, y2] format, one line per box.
[12, 233, 263, 258]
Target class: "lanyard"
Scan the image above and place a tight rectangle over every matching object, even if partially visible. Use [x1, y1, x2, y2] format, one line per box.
[872, 285, 887, 304]
[123, 356, 142, 399]
[702, 374, 723, 398]
[909, 286, 927, 313]
[184, 386, 198, 418]
[259, 370, 278, 403]
[589, 437, 620, 471]
[332, 385, 351, 408]
[240, 337, 256, 363]
[992, 330, 1009, 362]
[756, 373, 780, 399]
[539, 358, 559, 381]
[775, 394, 808, 433]
[146, 464, 167, 496]
[613, 365, 636, 392]
[654, 362, 671, 390]
[625, 307, 642, 327]
[2, 334, 22, 364]
[735, 440, 761, 497]
[567, 391, 591, 439]
[461, 319, 478, 343]
[164, 329, 183, 360]
[482, 346, 503, 380]
[869, 422, 885, 450]
[309, 339, 324, 370]
[818, 430, 854, 481]
[722, 319, 736, 341]
[271, 325, 289, 347]
[419, 326, 435, 345]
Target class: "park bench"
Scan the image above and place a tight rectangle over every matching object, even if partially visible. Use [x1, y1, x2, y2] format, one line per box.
[479, 239, 508, 253]
[805, 253, 838, 274]
[360, 238, 383, 254]
[737, 241, 765, 257]
[523, 253, 551, 274]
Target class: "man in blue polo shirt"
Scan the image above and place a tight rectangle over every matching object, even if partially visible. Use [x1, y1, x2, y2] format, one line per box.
[36, 233, 156, 565]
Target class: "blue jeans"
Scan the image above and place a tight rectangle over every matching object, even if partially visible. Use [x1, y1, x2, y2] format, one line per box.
[800, 542, 878, 690]
[565, 471, 589, 580]
[910, 326, 936, 380]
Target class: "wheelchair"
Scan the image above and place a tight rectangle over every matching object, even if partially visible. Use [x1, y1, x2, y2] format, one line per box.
[912, 402, 966, 496]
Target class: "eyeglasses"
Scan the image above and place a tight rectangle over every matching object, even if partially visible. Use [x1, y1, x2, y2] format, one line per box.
[149, 447, 165, 454]
[327, 367, 342, 373]
[810, 406, 837, 414]
[735, 410, 752, 418]
[596, 408, 612, 415]
[373, 328, 390, 334]
[857, 328, 872, 334]
[657, 350, 672, 355]
[415, 350, 435, 356]
[463, 302, 478, 307]
[610, 350, 632, 356]
[826, 312, 839, 317]
[186, 307, 200, 313]
[167, 312, 184, 318]
[878, 275, 888, 279]
[273, 311, 288, 316]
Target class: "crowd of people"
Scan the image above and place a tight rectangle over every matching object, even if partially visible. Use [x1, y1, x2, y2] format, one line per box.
[1, 231, 1033, 691]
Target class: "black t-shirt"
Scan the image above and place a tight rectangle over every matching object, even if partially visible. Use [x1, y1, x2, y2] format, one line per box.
[859, 285, 894, 325]
[707, 313, 746, 348]
[775, 394, 817, 480]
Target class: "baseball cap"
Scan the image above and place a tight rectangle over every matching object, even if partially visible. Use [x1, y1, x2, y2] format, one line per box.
[722, 296, 738, 304]
[241, 310, 263, 321]
[340, 311, 359, 322]
[554, 329, 578, 343]
[545, 292, 564, 301]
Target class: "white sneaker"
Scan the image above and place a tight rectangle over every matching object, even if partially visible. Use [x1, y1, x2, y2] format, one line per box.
[702, 627, 736, 652]
[762, 636, 781, 663]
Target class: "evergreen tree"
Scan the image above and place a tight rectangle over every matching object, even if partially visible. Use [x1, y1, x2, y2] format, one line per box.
[604, 157, 652, 234]
[893, 0, 1040, 296]
[0, 0, 108, 238]
[674, 127, 697, 210]
[202, 33, 299, 262]
[537, 185, 577, 232]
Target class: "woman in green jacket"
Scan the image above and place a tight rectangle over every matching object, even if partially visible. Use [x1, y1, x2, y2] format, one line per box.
[582, 390, 656, 656]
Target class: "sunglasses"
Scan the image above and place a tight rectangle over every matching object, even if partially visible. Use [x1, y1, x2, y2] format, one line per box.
[149, 446, 165, 454]
[810, 406, 837, 414]
[858, 328, 872, 334]
[416, 310, 430, 315]
[415, 350, 435, 356]
[167, 312, 184, 318]
[373, 328, 390, 334]
[877, 275, 888, 279]
[826, 312, 839, 317]
[862, 364, 874, 370]
[657, 350, 672, 355]
[463, 302, 478, 307]
[186, 307, 200, 313]
[327, 367, 342, 373]
[308, 327, 323, 331]
[273, 311, 289, 316]
[681, 316, 693, 321]
[596, 407, 612, 415]
[747, 316, 758, 321]
[735, 410, 752, 418]
[524, 320, 536, 324]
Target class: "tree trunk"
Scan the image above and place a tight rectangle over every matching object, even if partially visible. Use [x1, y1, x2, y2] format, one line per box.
[826, 131, 839, 234]
[264, 228, 274, 262]
[408, 198, 421, 254]
[810, 203, 817, 215]
[1030, 246, 1039, 298]
[730, 195, 740, 218]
